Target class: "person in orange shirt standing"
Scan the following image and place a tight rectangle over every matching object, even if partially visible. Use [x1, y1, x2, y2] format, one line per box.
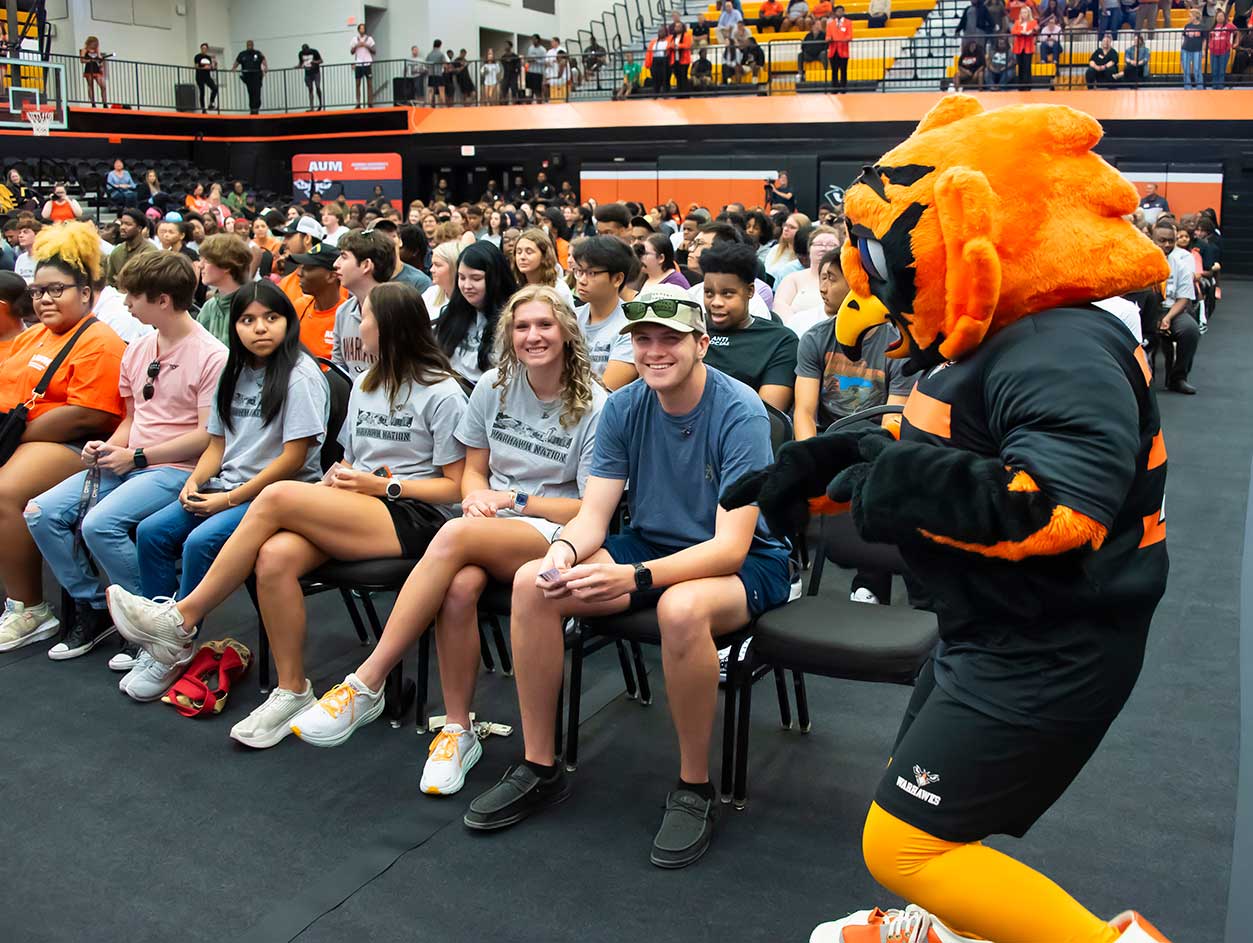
[826, 5, 854, 89]
[1011, 5, 1039, 87]
[0, 222, 126, 653]
[670, 21, 693, 94]
[0, 271, 33, 363]
[291, 244, 349, 360]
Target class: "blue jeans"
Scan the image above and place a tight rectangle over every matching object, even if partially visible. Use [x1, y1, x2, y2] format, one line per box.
[989, 67, 1012, 88]
[1210, 51, 1229, 87]
[135, 498, 251, 601]
[1099, 8, 1131, 35]
[1181, 49, 1204, 87]
[26, 466, 188, 608]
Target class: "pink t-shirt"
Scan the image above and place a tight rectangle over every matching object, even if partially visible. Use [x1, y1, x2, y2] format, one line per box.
[119, 320, 227, 469]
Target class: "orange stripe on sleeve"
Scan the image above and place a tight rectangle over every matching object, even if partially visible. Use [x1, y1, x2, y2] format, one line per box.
[1139, 509, 1166, 548]
[902, 389, 952, 439]
[1134, 346, 1152, 386]
[1147, 431, 1167, 470]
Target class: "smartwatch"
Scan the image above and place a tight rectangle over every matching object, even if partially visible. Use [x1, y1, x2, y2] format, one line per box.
[133, 448, 148, 469]
[513, 490, 530, 512]
[633, 563, 653, 592]
[385, 480, 403, 501]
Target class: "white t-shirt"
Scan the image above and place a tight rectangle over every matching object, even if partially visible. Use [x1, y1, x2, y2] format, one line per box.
[1092, 296, 1145, 344]
[353, 35, 376, 64]
[93, 285, 154, 343]
[15, 251, 35, 283]
[786, 306, 829, 338]
[545, 47, 561, 79]
[322, 226, 344, 247]
[481, 62, 501, 86]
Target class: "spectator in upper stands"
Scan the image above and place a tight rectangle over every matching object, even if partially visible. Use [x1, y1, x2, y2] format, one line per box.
[196, 233, 249, 344]
[1232, 0, 1253, 28]
[954, 38, 988, 87]
[1181, 6, 1207, 86]
[699, 242, 797, 412]
[1011, 6, 1039, 86]
[194, 43, 219, 113]
[615, 50, 643, 98]
[759, 0, 787, 31]
[1064, 0, 1089, 29]
[1037, 16, 1063, 64]
[1152, 221, 1200, 394]
[671, 22, 693, 93]
[1037, 0, 1065, 21]
[772, 225, 842, 325]
[986, 34, 1014, 87]
[43, 184, 83, 224]
[1117, 30, 1150, 82]
[233, 40, 267, 115]
[480, 48, 502, 103]
[1210, 8, 1236, 85]
[647, 25, 673, 96]
[595, 202, 632, 241]
[350, 24, 376, 109]
[525, 34, 547, 102]
[869, 0, 893, 26]
[106, 209, 156, 288]
[81, 35, 109, 108]
[1199, 0, 1221, 28]
[298, 43, 324, 112]
[571, 235, 638, 388]
[512, 227, 577, 312]
[14, 218, 39, 282]
[956, 0, 997, 36]
[107, 160, 137, 208]
[332, 230, 395, 377]
[436, 241, 517, 381]
[691, 47, 714, 88]
[717, 0, 744, 44]
[0, 224, 125, 654]
[640, 232, 691, 293]
[760, 211, 808, 286]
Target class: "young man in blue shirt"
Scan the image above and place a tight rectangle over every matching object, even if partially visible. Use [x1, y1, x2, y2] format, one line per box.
[464, 283, 792, 868]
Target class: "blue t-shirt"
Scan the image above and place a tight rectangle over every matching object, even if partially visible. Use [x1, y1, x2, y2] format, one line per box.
[590, 366, 788, 556]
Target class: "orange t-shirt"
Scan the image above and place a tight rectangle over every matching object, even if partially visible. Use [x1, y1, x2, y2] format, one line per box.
[812, 1, 834, 17]
[0, 337, 13, 364]
[0, 318, 125, 423]
[278, 269, 304, 306]
[761, 0, 785, 14]
[48, 200, 76, 222]
[296, 287, 349, 360]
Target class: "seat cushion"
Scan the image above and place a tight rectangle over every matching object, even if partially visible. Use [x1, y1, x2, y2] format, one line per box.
[304, 557, 417, 589]
[583, 607, 663, 644]
[751, 584, 937, 684]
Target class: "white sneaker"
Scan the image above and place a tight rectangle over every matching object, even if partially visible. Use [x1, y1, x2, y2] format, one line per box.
[122, 649, 192, 703]
[419, 724, 483, 795]
[1109, 911, 1172, 942]
[108, 644, 141, 672]
[718, 638, 752, 684]
[0, 599, 59, 652]
[850, 587, 880, 604]
[106, 585, 194, 666]
[229, 682, 316, 749]
[811, 905, 978, 943]
[290, 673, 385, 747]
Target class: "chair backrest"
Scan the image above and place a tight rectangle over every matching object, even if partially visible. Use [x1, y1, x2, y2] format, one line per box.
[317, 357, 353, 472]
[762, 401, 793, 460]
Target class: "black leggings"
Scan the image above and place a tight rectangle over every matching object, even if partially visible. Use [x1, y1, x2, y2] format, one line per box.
[672, 62, 689, 92]
[829, 52, 848, 88]
[1015, 51, 1033, 86]
[195, 71, 218, 109]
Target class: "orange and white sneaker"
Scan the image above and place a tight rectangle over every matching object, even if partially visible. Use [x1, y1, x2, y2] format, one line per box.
[1109, 911, 1173, 943]
[419, 723, 482, 795]
[810, 905, 980, 943]
[289, 673, 385, 747]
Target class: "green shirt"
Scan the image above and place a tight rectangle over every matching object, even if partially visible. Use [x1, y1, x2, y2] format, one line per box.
[196, 289, 236, 345]
[703, 315, 799, 393]
[224, 191, 247, 213]
[623, 61, 642, 84]
[105, 239, 156, 288]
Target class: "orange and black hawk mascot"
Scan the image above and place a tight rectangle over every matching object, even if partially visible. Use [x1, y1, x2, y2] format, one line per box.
[724, 97, 1176, 943]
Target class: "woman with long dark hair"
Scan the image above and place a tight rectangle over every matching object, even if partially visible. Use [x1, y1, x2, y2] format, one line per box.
[107, 283, 467, 745]
[435, 240, 517, 382]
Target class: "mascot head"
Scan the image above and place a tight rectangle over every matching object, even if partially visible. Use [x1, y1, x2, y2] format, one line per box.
[836, 96, 1169, 371]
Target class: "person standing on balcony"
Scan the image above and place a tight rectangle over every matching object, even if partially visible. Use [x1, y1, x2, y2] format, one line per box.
[193, 43, 219, 113]
[233, 40, 267, 115]
[1011, 5, 1039, 87]
[671, 21, 693, 94]
[299, 43, 324, 111]
[80, 35, 110, 108]
[351, 23, 376, 109]
[646, 25, 672, 96]
[525, 34, 547, 102]
[826, 5, 854, 90]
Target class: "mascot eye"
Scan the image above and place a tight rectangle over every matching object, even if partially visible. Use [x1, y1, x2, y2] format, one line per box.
[858, 237, 889, 283]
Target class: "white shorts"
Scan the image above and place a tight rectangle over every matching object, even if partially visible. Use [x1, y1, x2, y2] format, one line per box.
[509, 514, 563, 543]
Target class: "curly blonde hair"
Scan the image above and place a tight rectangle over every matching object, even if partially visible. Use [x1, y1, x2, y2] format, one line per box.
[510, 227, 560, 290]
[33, 220, 103, 285]
[493, 284, 600, 429]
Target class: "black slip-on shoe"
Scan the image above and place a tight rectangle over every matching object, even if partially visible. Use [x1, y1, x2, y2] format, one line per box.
[650, 787, 717, 869]
[463, 764, 571, 831]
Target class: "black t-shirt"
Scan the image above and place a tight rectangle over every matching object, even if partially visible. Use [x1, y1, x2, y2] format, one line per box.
[1194, 237, 1220, 270]
[1089, 47, 1118, 70]
[193, 52, 214, 70]
[235, 49, 264, 73]
[897, 308, 1168, 729]
[1181, 24, 1206, 51]
[300, 49, 322, 74]
[693, 57, 713, 77]
[703, 315, 799, 392]
[959, 48, 985, 70]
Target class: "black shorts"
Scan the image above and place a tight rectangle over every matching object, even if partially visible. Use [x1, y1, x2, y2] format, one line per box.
[873, 660, 1116, 843]
[428, 74, 444, 89]
[355, 64, 373, 79]
[525, 72, 543, 94]
[381, 498, 449, 559]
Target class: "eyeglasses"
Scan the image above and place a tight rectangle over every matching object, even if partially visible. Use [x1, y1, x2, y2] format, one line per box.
[568, 267, 608, 280]
[142, 361, 160, 401]
[27, 283, 76, 302]
[623, 298, 703, 320]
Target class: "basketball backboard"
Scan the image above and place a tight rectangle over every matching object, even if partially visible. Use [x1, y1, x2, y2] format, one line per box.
[0, 57, 66, 131]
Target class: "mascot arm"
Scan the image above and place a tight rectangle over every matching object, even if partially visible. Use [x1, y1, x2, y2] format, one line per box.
[849, 338, 1141, 561]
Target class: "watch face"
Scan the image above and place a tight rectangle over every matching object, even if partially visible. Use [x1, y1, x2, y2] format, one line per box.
[387, 481, 402, 498]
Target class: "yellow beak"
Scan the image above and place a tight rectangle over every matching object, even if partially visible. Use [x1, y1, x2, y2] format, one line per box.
[835, 290, 891, 356]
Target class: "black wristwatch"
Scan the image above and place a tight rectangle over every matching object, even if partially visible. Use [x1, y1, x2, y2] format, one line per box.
[385, 480, 403, 501]
[133, 448, 148, 469]
[633, 563, 653, 591]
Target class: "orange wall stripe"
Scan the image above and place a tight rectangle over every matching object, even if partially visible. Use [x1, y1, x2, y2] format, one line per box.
[903, 388, 952, 439]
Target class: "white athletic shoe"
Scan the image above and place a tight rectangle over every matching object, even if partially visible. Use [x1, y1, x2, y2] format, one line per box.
[108, 644, 141, 672]
[106, 586, 194, 666]
[810, 905, 979, 943]
[718, 638, 752, 684]
[122, 649, 192, 703]
[229, 682, 315, 749]
[1109, 911, 1172, 942]
[290, 673, 385, 747]
[0, 599, 59, 652]
[419, 724, 483, 795]
[850, 587, 881, 605]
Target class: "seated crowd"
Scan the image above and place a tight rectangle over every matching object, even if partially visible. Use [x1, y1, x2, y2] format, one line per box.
[0, 173, 1214, 866]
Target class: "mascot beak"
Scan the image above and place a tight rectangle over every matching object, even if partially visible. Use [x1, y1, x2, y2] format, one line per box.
[836, 289, 892, 361]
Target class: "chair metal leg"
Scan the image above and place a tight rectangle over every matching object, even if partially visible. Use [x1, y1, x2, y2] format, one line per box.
[415, 629, 430, 733]
[734, 663, 753, 810]
[340, 588, 371, 644]
[477, 622, 496, 673]
[631, 641, 651, 705]
[615, 639, 637, 699]
[490, 615, 512, 676]
[555, 671, 565, 762]
[719, 646, 741, 802]
[245, 578, 270, 693]
[565, 629, 583, 771]
[774, 667, 793, 729]
[793, 671, 811, 733]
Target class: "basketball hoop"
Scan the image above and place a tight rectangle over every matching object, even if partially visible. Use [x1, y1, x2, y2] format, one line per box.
[23, 105, 54, 137]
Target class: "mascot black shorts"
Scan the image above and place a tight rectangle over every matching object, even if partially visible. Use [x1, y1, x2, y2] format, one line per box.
[873, 660, 1116, 844]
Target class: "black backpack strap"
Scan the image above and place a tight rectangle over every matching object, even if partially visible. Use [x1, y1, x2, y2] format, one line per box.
[31, 316, 98, 400]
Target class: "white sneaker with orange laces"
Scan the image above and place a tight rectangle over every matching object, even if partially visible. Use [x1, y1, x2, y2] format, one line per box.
[419, 723, 483, 795]
[289, 673, 385, 747]
[1109, 911, 1173, 943]
[810, 905, 980, 943]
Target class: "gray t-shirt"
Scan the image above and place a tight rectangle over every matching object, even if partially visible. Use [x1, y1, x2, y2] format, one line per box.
[206, 354, 329, 489]
[340, 373, 468, 517]
[451, 310, 490, 382]
[331, 294, 375, 378]
[576, 301, 633, 377]
[454, 367, 607, 516]
[795, 319, 917, 428]
[393, 262, 432, 293]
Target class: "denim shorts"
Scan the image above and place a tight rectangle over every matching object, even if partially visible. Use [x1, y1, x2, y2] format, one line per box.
[603, 526, 792, 618]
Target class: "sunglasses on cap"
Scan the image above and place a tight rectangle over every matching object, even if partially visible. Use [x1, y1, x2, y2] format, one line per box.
[622, 298, 703, 320]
